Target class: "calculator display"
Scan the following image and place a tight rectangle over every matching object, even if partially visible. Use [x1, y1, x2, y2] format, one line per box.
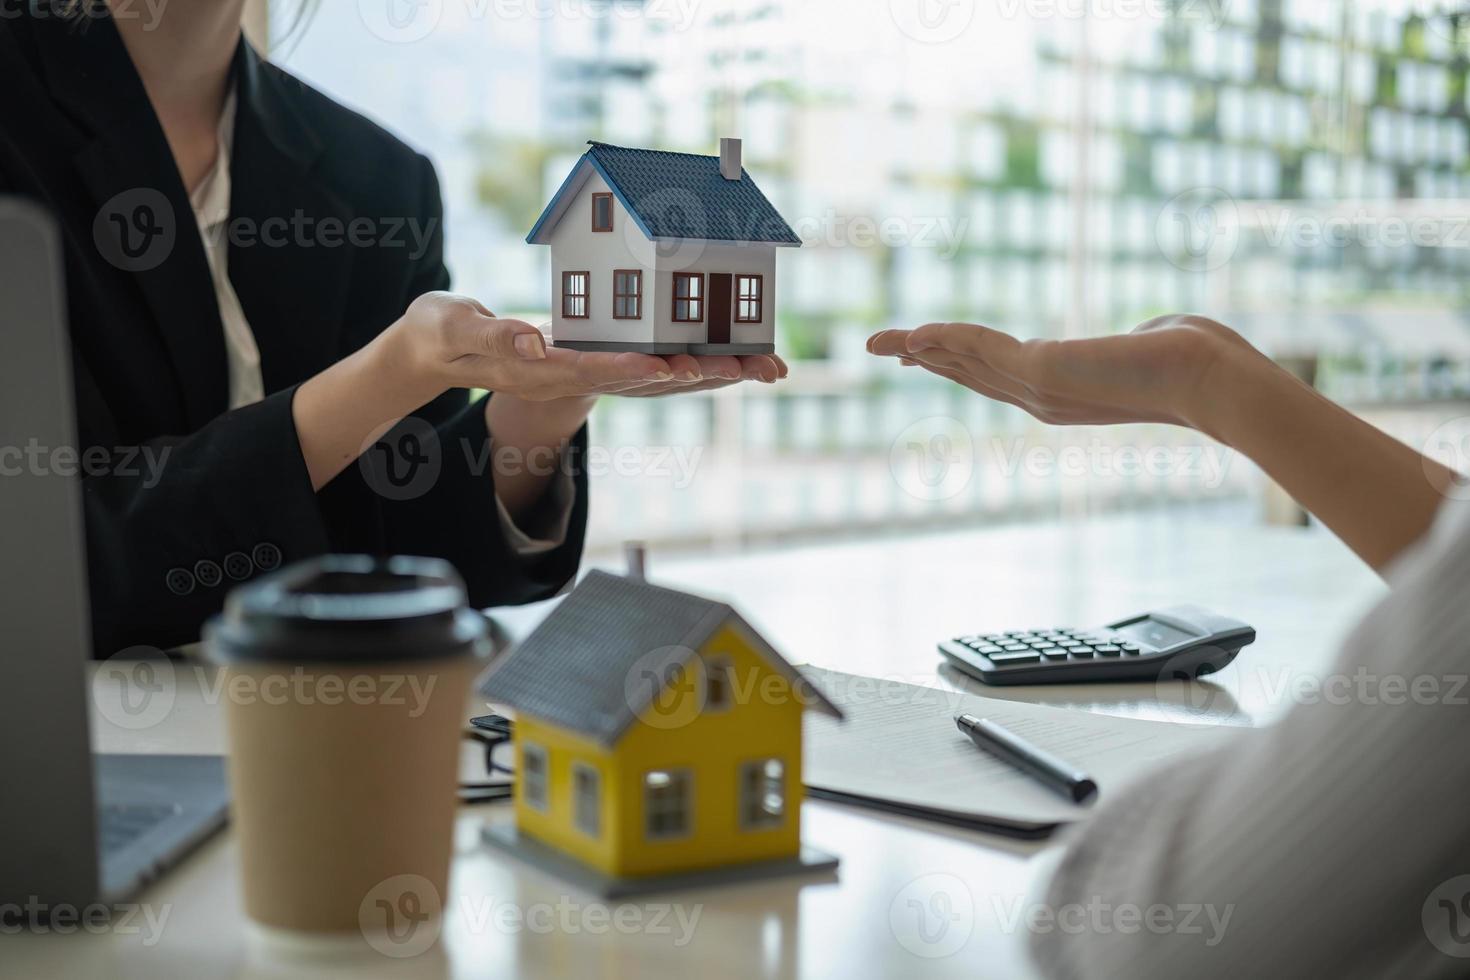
[1113, 618, 1198, 649]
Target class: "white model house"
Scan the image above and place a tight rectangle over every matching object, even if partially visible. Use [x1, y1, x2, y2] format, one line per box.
[526, 139, 801, 355]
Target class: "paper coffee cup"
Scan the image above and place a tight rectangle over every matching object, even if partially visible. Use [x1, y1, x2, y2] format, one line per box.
[205, 556, 489, 938]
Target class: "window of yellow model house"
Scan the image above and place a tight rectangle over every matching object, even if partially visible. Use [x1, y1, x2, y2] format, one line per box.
[614, 270, 642, 319]
[703, 655, 733, 711]
[592, 192, 614, 232]
[735, 274, 763, 323]
[523, 743, 548, 811]
[562, 271, 589, 319]
[739, 759, 785, 829]
[573, 763, 600, 837]
[672, 273, 704, 322]
[644, 769, 691, 840]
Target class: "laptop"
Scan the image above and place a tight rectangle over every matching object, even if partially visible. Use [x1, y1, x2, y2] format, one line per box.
[0, 197, 229, 910]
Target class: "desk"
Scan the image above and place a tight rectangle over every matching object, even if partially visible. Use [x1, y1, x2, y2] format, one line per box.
[12, 513, 1383, 980]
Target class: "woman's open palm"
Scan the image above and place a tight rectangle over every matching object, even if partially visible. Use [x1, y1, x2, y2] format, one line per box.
[867, 314, 1257, 433]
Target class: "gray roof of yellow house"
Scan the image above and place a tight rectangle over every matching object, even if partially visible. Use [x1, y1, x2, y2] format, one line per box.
[478, 570, 842, 746]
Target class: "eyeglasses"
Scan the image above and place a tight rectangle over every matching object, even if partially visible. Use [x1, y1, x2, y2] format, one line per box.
[459, 714, 514, 805]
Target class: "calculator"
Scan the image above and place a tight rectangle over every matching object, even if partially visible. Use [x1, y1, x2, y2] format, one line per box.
[939, 605, 1256, 686]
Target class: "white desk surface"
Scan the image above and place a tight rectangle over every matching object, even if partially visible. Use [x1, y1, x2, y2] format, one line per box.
[14, 512, 1384, 980]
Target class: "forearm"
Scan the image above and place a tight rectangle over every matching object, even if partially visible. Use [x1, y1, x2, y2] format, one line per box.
[292, 322, 443, 492]
[484, 394, 596, 521]
[1205, 347, 1456, 572]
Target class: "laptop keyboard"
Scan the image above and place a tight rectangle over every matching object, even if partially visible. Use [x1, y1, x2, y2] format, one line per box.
[99, 802, 180, 855]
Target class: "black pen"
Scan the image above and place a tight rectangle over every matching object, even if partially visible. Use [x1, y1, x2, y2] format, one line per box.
[955, 713, 1099, 804]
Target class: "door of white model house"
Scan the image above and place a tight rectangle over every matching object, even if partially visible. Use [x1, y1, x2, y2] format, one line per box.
[707, 273, 732, 345]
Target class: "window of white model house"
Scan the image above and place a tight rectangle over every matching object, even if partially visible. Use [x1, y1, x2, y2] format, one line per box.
[562, 271, 589, 318]
[522, 743, 549, 811]
[735, 274, 763, 323]
[592, 192, 614, 232]
[573, 763, 600, 837]
[672, 273, 704, 322]
[739, 758, 785, 829]
[644, 769, 692, 839]
[614, 269, 642, 319]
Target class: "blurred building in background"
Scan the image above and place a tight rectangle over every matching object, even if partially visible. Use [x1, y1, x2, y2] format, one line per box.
[279, 0, 1470, 552]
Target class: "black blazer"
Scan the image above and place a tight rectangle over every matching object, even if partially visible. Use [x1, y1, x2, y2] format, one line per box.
[0, 9, 587, 655]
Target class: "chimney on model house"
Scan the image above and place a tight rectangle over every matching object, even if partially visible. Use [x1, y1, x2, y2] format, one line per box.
[719, 137, 742, 181]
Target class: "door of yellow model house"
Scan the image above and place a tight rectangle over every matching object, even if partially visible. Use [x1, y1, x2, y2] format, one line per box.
[512, 620, 805, 879]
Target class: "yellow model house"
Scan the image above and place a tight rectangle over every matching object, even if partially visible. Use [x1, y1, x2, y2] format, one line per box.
[479, 570, 843, 893]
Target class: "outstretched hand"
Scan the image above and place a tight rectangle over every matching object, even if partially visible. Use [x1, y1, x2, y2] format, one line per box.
[867, 314, 1258, 434]
[408, 292, 786, 400]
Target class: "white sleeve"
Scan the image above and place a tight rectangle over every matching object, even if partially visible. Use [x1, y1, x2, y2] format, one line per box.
[494, 467, 575, 558]
[1030, 500, 1470, 979]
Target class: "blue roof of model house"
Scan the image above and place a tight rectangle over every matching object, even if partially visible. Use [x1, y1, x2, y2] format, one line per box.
[527, 141, 803, 247]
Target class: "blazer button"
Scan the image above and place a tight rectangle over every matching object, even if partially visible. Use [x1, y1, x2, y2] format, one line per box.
[223, 551, 254, 582]
[165, 567, 196, 597]
[252, 542, 282, 573]
[194, 559, 223, 589]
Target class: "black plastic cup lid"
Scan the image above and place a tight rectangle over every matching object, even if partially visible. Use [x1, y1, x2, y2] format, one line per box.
[204, 555, 490, 665]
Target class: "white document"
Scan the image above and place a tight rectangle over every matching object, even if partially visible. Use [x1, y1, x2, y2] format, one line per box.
[802, 668, 1240, 833]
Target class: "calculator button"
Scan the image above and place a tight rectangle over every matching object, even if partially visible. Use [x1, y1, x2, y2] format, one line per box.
[1030, 643, 1058, 651]
[1068, 648, 1095, 659]
[1095, 645, 1121, 656]
[1040, 651, 1069, 661]
[987, 651, 1041, 665]
[1120, 643, 1141, 654]
[976, 645, 1004, 655]
[1001, 643, 1028, 652]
